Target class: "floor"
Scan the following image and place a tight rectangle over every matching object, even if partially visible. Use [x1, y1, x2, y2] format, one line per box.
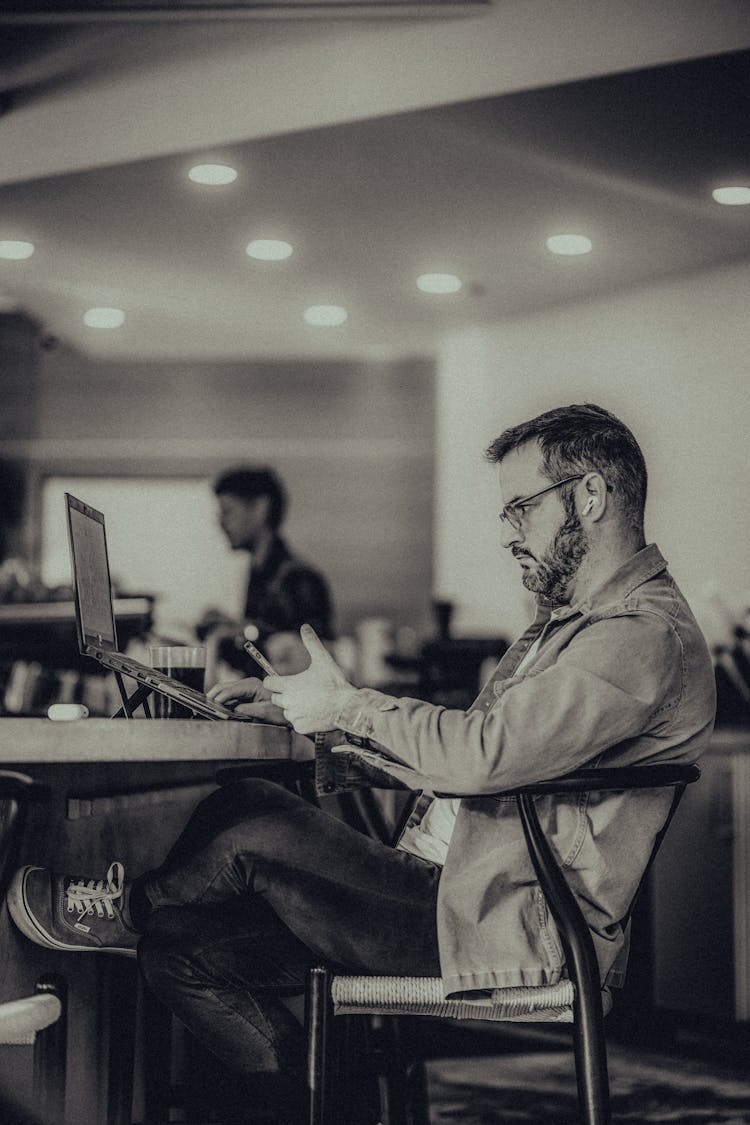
[101, 1013, 750, 1124]
[425, 1026, 750, 1124]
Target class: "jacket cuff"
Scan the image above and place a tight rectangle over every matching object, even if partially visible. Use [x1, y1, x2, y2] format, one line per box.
[313, 731, 369, 794]
[331, 687, 399, 740]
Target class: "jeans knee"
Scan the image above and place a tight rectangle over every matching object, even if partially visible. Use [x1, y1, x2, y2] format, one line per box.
[197, 777, 294, 823]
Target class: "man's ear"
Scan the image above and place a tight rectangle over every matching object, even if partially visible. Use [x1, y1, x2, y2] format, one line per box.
[253, 495, 273, 525]
[580, 472, 608, 521]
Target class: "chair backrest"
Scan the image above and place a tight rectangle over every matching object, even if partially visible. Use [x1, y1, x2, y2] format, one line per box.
[515, 763, 700, 941]
[620, 770, 695, 931]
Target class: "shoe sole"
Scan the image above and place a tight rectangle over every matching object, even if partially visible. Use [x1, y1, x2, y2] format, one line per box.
[7, 866, 138, 959]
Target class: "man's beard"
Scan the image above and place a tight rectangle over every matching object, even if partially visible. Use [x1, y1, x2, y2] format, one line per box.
[518, 512, 589, 607]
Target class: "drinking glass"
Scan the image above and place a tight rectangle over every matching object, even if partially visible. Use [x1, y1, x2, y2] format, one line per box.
[148, 644, 206, 719]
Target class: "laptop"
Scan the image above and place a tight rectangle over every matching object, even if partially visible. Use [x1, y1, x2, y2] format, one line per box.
[65, 492, 256, 721]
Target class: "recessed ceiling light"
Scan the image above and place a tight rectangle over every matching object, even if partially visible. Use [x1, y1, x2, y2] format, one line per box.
[83, 307, 125, 329]
[0, 240, 34, 260]
[304, 305, 347, 327]
[546, 234, 593, 256]
[246, 239, 293, 261]
[416, 273, 462, 294]
[712, 185, 750, 206]
[188, 163, 238, 186]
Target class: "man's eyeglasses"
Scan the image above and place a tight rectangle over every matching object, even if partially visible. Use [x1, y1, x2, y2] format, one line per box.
[499, 474, 584, 532]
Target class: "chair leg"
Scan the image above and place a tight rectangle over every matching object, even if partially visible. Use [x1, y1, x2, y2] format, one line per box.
[405, 1057, 430, 1125]
[370, 1016, 409, 1125]
[106, 959, 138, 1125]
[571, 989, 612, 1125]
[140, 986, 174, 1124]
[33, 975, 67, 1125]
[306, 966, 332, 1125]
[305, 976, 425, 1125]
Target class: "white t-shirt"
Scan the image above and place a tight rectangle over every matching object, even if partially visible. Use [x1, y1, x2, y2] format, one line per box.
[398, 633, 543, 865]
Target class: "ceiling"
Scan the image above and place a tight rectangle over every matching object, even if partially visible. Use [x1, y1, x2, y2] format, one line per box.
[1, 2, 750, 361]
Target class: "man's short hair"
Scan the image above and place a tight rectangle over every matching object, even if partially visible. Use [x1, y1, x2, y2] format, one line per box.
[485, 404, 647, 531]
[213, 467, 287, 531]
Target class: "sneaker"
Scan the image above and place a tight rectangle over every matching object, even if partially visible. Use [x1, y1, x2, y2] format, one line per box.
[7, 861, 138, 957]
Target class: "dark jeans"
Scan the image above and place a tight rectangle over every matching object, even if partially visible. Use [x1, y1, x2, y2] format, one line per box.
[132, 779, 441, 1103]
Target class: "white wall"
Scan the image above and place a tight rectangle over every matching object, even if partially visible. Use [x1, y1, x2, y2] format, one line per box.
[435, 259, 750, 644]
[13, 352, 435, 638]
[40, 477, 249, 639]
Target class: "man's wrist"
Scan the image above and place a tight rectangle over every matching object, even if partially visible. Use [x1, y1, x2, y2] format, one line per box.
[327, 685, 359, 729]
[330, 685, 399, 740]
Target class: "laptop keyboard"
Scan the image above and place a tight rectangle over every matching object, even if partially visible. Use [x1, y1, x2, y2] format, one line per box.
[97, 651, 258, 721]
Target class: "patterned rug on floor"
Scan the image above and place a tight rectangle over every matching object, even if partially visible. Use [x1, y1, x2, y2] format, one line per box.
[426, 1045, 750, 1123]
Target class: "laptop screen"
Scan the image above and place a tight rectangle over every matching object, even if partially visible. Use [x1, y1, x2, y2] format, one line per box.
[66, 494, 118, 652]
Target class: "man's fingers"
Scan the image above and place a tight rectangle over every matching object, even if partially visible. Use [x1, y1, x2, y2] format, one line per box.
[299, 624, 336, 666]
[208, 685, 239, 703]
[235, 701, 290, 726]
[208, 676, 262, 703]
[299, 624, 348, 683]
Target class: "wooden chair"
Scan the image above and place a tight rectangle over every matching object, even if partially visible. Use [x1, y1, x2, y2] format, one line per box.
[304, 761, 701, 1125]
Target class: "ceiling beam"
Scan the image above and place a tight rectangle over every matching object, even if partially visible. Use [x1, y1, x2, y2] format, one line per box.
[1, 0, 750, 188]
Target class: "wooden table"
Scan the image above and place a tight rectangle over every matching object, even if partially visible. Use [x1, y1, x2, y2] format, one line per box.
[0, 716, 308, 763]
[0, 716, 312, 1125]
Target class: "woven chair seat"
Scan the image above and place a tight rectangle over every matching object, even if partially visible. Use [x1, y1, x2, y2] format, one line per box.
[330, 974, 603, 1022]
[0, 993, 63, 1045]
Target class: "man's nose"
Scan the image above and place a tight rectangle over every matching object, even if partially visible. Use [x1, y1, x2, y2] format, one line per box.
[498, 519, 523, 550]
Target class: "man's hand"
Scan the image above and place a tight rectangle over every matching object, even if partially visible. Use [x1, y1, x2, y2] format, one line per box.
[207, 676, 288, 725]
[264, 624, 357, 734]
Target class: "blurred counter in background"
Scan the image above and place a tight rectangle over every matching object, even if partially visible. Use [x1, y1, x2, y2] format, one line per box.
[385, 636, 510, 708]
[0, 597, 155, 717]
[352, 600, 509, 709]
[0, 591, 512, 720]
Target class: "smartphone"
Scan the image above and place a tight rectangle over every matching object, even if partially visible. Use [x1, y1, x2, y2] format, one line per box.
[243, 639, 277, 677]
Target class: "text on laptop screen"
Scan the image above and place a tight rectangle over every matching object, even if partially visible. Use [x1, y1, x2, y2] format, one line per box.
[68, 504, 118, 647]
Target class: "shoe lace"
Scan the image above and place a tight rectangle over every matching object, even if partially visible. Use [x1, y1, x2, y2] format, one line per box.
[65, 861, 126, 920]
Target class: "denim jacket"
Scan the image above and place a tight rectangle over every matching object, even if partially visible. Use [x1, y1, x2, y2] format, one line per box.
[315, 545, 716, 998]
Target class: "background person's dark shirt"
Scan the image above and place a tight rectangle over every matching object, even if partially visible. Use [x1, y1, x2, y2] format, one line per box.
[221, 535, 334, 672]
[243, 535, 334, 641]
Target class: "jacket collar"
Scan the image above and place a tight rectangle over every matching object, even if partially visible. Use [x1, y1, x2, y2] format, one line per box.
[534, 543, 668, 625]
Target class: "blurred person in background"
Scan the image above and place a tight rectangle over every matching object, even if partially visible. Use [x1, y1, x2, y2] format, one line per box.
[198, 466, 334, 675]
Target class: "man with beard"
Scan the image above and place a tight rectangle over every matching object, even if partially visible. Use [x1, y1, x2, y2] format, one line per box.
[8, 404, 716, 1124]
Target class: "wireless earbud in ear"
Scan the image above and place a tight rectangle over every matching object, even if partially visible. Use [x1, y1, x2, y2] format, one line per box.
[582, 497, 596, 516]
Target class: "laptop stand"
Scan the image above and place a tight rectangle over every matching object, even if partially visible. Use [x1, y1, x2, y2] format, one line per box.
[111, 671, 154, 719]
